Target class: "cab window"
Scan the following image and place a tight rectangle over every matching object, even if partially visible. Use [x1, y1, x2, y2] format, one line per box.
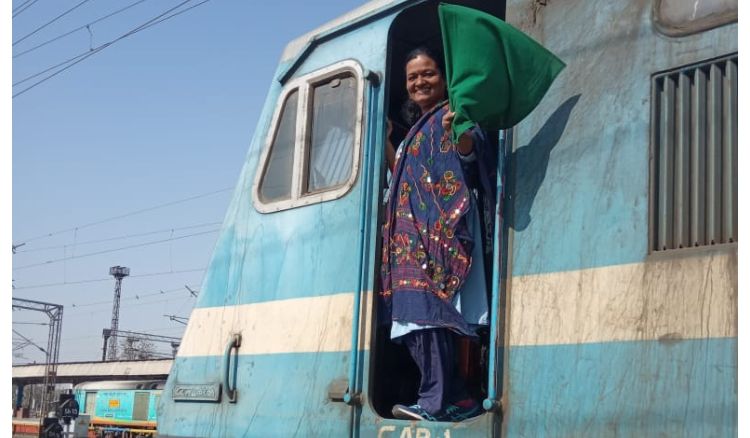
[259, 90, 298, 202]
[254, 61, 364, 212]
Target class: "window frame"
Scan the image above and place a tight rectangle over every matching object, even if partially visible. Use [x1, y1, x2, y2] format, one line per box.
[652, 0, 737, 37]
[253, 59, 366, 213]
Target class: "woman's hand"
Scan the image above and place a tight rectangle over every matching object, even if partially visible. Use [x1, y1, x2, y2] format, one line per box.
[442, 109, 474, 156]
[442, 109, 455, 132]
[386, 119, 396, 173]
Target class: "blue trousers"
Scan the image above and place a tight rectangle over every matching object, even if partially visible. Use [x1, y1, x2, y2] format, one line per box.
[402, 328, 468, 415]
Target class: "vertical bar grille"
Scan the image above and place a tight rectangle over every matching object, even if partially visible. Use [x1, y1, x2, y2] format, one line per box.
[651, 55, 738, 252]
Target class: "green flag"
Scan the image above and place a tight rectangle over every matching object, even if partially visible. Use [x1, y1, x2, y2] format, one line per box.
[438, 3, 566, 141]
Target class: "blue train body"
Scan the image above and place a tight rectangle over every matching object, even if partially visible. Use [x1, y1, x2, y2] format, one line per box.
[157, 0, 738, 436]
[74, 380, 162, 432]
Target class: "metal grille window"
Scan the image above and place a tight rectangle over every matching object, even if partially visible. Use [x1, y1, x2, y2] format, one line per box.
[650, 54, 737, 252]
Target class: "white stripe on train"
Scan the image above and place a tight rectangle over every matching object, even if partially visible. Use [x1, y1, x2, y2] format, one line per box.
[177, 250, 735, 357]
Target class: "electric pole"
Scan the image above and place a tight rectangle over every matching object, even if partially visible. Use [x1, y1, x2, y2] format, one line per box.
[107, 266, 130, 360]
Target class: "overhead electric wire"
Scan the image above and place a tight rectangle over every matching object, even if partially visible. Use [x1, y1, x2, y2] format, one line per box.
[63, 324, 184, 342]
[12, 267, 207, 290]
[13, 0, 149, 59]
[70, 283, 200, 309]
[13, 0, 211, 98]
[13, 0, 36, 13]
[69, 295, 195, 314]
[13, 0, 186, 90]
[12, 49, 90, 87]
[130, 267, 208, 279]
[13, 0, 95, 47]
[15, 186, 230, 245]
[13, 277, 115, 290]
[13, 0, 41, 18]
[12, 330, 47, 353]
[16, 221, 222, 253]
[13, 229, 219, 271]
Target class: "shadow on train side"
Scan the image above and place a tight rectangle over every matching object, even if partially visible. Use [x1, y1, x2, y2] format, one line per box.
[506, 94, 581, 231]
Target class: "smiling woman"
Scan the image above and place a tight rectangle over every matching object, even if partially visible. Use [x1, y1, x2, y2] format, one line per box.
[405, 48, 445, 114]
[377, 39, 498, 422]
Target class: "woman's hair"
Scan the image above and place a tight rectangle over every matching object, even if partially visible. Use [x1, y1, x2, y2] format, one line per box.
[401, 46, 446, 126]
[404, 46, 445, 75]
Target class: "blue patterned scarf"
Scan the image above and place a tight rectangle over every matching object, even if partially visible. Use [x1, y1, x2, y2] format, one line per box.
[379, 102, 477, 336]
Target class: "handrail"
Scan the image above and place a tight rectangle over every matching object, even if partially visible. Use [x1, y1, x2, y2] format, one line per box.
[483, 128, 510, 412]
[223, 333, 241, 403]
[343, 70, 381, 406]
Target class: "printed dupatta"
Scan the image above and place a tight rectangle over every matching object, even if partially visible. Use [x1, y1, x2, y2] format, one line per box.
[379, 102, 478, 336]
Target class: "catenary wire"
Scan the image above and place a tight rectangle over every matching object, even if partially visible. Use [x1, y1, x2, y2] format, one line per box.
[13, 0, 150, 59]
[69, 295, 195, 314]
[13, 229, 219, 271]
[13, 0, 95, 47]
[13, 0, 36, 13]
[12, 267, 207, 290]
[13, 0, 210, 98]
[14, 186, 230, 245]
[16, 221, 222, 253]
[13, 0, 41, 18]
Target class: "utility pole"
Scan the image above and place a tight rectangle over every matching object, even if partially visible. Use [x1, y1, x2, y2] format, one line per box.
[11, 298, 63, 417]
[107, 266, 130, 360]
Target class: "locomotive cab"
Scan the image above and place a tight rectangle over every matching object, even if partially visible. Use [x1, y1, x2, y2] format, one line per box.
[157, 0, 737, 436]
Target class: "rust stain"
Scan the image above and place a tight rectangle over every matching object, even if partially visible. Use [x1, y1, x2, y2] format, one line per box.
[658, 332, 683, 345]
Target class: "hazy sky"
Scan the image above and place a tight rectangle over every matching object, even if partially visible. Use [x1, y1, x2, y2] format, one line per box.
[12, 0, 366, 363]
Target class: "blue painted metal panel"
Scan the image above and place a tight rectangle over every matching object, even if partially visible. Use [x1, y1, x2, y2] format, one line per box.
[505, 0, 738, 276]
[74, 390, 85, 412]
[161, 353, 352, 437]
[74, 388, 160, 421]
[196, 17, 391, 309]
[506, 337, 737, 437]
[160, 12, 394, 438]
[95, 390, 136, 421]
[148, 392, 159, 421]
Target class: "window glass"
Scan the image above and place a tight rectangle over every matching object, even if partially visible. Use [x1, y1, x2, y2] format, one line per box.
[84, 392, 97, 414]
[306, 75, 357, 192]
[260, 90, 298, 202]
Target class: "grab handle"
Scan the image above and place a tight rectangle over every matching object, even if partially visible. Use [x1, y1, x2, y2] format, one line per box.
[342, 71, 381, 406]
[483, 129, 510, 412]
[223, 333, 241, 403]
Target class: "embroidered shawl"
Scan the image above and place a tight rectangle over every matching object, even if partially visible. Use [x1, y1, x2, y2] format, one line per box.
[379, 102, 493, 336]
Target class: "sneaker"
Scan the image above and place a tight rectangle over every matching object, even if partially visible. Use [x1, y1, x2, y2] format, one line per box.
[392, 404, 439, 421]
[439, 399, 482, 422]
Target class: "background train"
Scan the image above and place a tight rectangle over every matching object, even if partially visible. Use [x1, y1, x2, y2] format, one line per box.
[74, 380, 162, 437]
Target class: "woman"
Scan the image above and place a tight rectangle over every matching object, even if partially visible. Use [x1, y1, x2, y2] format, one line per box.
[380, 47, 498, 422]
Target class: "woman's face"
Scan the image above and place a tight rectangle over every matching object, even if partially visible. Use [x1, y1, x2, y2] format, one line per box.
[406, 54, 446, 113]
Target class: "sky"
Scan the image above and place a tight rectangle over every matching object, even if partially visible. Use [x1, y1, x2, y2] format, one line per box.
[11, 0, 367, 363]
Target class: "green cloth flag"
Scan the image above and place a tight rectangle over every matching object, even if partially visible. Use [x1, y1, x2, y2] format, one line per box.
[438, 3, 566, 141]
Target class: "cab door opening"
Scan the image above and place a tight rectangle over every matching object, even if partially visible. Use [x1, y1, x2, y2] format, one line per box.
[368, 0, 504, 420]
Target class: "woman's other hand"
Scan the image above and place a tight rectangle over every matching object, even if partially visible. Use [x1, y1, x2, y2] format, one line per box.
[386, 119, 396, 173]
[443, 109, 474, 156]
[442, 109, 455, 132]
